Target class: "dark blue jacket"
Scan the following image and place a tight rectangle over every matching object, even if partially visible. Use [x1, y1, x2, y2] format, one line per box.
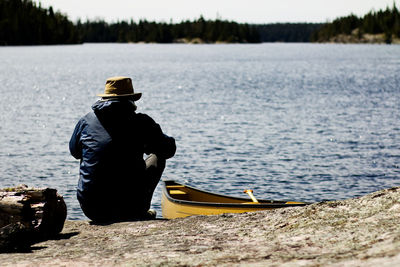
[69, 99, 176, 216]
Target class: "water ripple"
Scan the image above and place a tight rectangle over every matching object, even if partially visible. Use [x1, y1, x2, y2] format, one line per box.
[1, 43, 400, 219]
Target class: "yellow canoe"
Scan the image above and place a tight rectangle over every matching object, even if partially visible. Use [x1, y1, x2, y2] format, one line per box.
[161, 180, 309, 219]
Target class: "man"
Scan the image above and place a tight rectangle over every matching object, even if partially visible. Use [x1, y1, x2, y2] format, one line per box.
[69, 76, 176, 223]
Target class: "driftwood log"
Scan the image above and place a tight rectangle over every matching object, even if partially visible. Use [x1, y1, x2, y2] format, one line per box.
[0, 185, 67, 252]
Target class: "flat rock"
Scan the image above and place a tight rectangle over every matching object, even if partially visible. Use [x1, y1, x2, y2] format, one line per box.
[1, 187, 400, 266]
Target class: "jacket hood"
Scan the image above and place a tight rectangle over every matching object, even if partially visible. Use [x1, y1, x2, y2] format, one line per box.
[92, 99, 137, 115]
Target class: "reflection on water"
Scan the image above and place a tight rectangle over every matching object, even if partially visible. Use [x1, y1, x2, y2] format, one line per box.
[0, 43, 399, 219]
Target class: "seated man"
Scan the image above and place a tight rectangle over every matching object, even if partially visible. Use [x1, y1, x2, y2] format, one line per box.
[69, 76, 176, 223]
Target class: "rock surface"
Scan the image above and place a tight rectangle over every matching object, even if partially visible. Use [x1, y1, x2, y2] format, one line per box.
[1, 187, 400, 266]
[324, 30, 400, 44]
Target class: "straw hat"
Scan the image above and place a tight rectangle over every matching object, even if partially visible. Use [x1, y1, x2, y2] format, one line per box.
[98, 76, 142, 101]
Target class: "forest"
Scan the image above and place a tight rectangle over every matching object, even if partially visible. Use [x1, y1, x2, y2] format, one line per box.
[256, 23, 322, 42]
[76, 17, 260, 43]
[0, 0, 260, 45]
[311, 4, 400, 43]
[0, 0, 79, 45]
[0, 0, 318, 45]
[2, 0, 399, 45]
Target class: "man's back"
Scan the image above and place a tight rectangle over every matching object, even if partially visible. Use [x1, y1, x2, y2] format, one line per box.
[70, 77, 176, 222]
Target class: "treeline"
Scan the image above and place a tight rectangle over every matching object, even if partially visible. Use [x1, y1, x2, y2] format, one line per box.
[0, 0, 316, 45]
[312, 4, 400, 43]
[0, 0, 79, 45]
[76, 17, 260, 43]
[9, 0, 399, 45]
[0, 0, 260, 45]
[256, 23, 323, 42]
[79, 21, 322, 43]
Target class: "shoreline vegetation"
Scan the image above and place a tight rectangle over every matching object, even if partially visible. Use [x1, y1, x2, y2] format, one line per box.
[312, 3, 400, 44]
[1, 0, 400, 45]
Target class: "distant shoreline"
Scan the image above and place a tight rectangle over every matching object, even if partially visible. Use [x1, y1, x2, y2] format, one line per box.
[316, 32, 400, 45]
[1, 39, 399, 47]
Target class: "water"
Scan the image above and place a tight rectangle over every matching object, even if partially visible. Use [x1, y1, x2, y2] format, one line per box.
[0, 43, 399, 220]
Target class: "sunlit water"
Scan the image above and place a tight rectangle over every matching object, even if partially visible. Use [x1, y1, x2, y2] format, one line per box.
[0, 43, 399, 220]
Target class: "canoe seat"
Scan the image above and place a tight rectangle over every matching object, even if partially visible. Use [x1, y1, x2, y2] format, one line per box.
[169, 190, 187, 195]
[167, 185, 185, 189]
[168, 189, 190, 200]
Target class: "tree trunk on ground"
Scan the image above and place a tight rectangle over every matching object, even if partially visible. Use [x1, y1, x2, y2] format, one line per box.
[0, 185, 67, 252]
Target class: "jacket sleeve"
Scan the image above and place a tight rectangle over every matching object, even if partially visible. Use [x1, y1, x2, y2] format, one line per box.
[69, 119, 84, 159]
[142, 115, 176, 159]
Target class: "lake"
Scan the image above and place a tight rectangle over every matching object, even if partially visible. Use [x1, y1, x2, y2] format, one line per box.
[0, 43, 399, 220]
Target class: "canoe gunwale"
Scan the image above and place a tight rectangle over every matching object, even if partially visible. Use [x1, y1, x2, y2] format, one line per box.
[162, 180, 309, 208]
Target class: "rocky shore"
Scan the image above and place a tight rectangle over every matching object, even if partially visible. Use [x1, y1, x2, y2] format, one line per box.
[1, 186, 400, 266]
[324, 30, 400, 44]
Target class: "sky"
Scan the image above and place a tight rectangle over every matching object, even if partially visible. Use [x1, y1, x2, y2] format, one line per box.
[34, 0, 399, 24]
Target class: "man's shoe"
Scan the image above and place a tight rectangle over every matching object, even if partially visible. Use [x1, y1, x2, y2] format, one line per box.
[146, 209, 157, 219]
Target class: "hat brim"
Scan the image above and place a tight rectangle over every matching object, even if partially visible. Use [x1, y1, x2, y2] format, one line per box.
[97, 92, 142, 101]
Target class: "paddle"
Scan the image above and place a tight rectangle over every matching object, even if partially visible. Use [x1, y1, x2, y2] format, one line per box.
[244, 189, 259, 203]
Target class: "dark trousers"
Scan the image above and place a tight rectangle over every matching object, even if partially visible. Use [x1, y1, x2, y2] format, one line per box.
[79, 154, 165, 223]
